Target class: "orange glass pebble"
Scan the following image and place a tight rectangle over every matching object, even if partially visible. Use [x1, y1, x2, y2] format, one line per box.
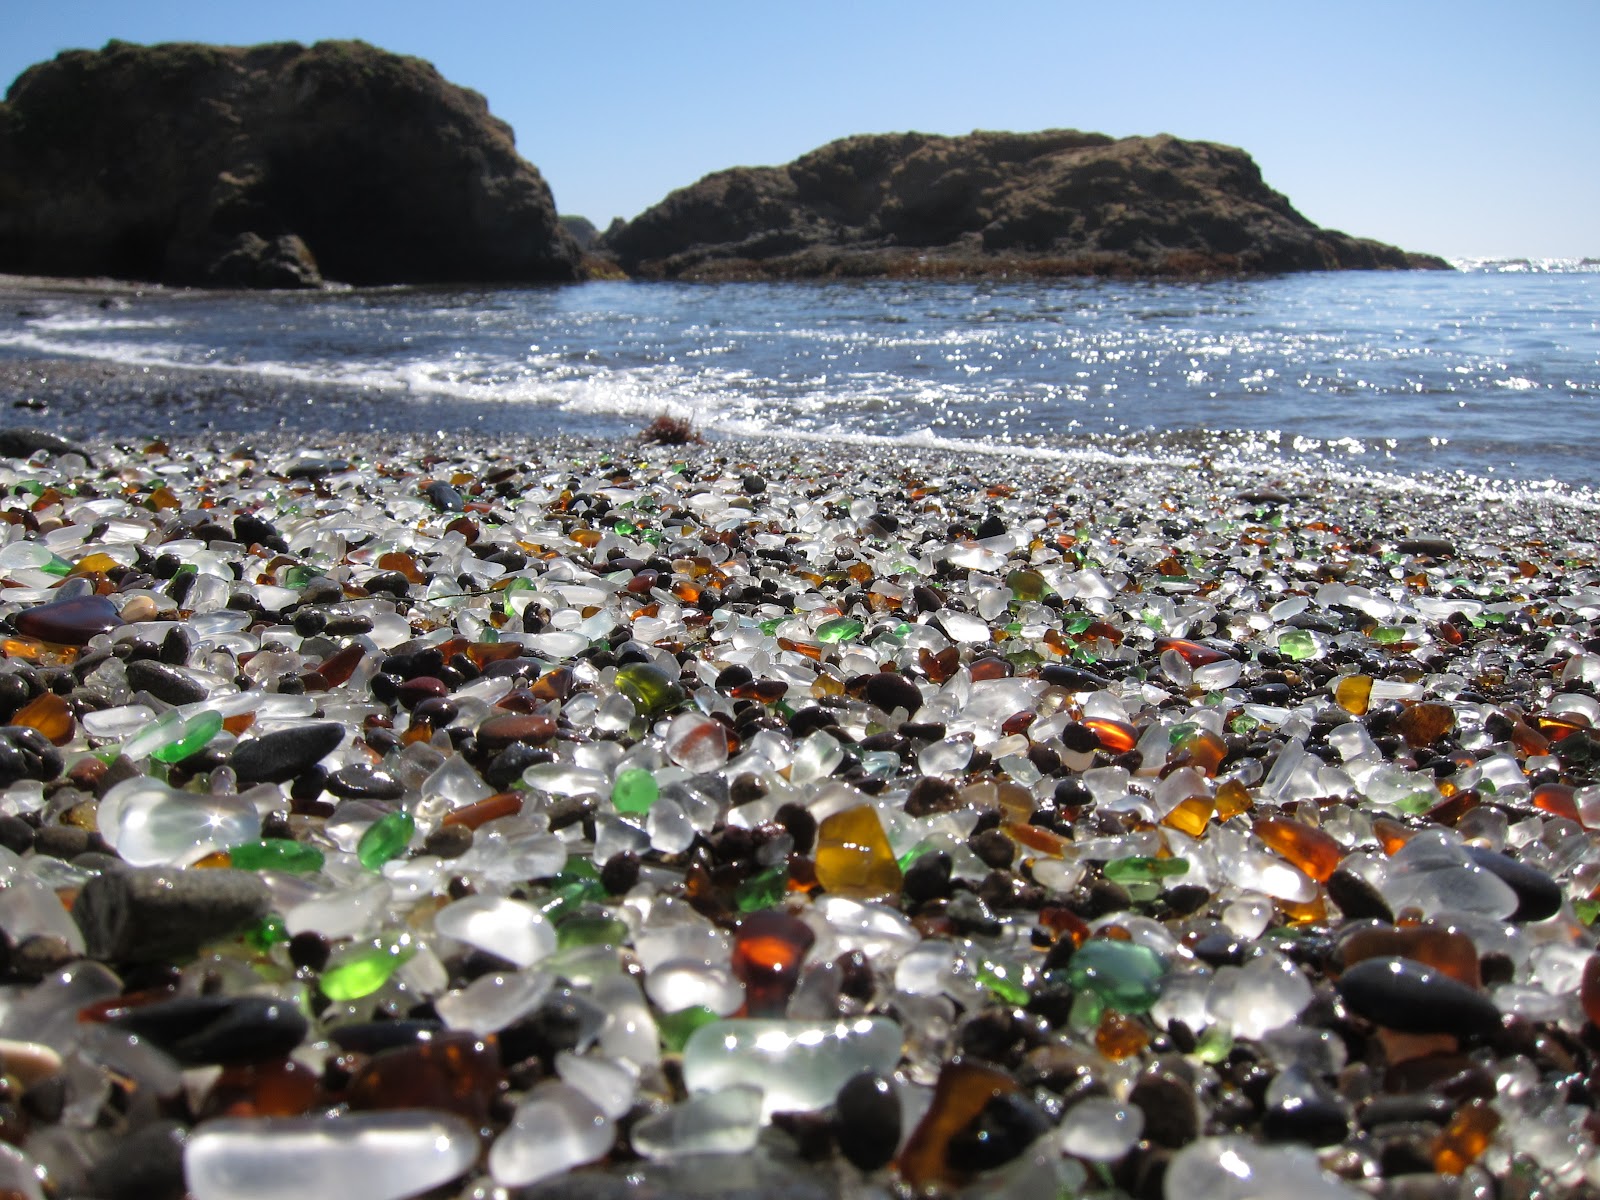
[475, 713, 557, 752]
[1253, 816, 1343, 883]
[731, 679, 787, 703]
[1082, 718, 1138, 754]
[1005, 821, 1067, 858]
[1153, 637, 1229, 667]
[1372, 817, 1414, 856]
[919, 647, 960, 684]
[1037, 905, 1090, 947]
[1533, 712, 1589, 743]
[466, 641, 525, 669]
[346, 1031, 501, 1125]
[1339, 925, 1481, 988]
[1095, 1010, 1150, 1060]
[970, 656, 1013, 682]
[12, 691, 73, 746]
[778, 637, 823, 662]
[897, 1059, 1019, 1190]
[376, 550, 424, 584]
[1276, 894, 1328, 925]
[440, 792, 524, 830]
[1531, 783, 1581, 825]
[1432, 1099, 1499, 1175]
[1396, 702, 1456, 748]
[1582, 954, 1600, 1028]
[1213, 778, 1252, 822]
[1163, 795, 1215, 837]
[201, 1057, 322, 1118]
[731, 910, 816, 1017]
[1334, 674, 1374, 715]
[304, 643, 365, 691]
[814, 805, 903, 899]
[1509, 718, 1550, 756]
[1168, 728, 1228, 776]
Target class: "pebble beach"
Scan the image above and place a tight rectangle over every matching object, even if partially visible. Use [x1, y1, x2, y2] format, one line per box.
[1, 339, 1600, 1200]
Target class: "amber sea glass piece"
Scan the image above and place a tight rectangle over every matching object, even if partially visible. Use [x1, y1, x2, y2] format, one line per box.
[1253, 816, 1342, 883]
[1082, 718, 1138, 754]
[201, 1057, 322, 1118]
[1095, 1010, 1151, 1060]
[1433, 1099, 1499, 1175]
[1581, 954, 1600, 1028]
[1339, 925, 1481, 989]
[814, 805, 903, 899]
[1163, 795, 1215, 837]
[345, 1030, 501, 1125]
[896, 1059, 1019, 1190]
[1334, 674, 1374, 715]
[1213, 779, 1252, 822]
[1396, 702, 1456, 748]
[12, 691, 73, 746]
[1153, 637, 1229, 667]
[1531, 783, 1581, 824]
[731, 910, 816, 1017]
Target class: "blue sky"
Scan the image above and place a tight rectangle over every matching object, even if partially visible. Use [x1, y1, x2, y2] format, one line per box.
[3, 1, 1596, 258]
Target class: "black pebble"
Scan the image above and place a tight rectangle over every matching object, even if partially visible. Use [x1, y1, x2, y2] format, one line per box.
[85, 1119, 187, 1200]
[833, 1071, 900, 1170]
[863, 672, 923, 716]
[0, 725, 62, 788]
[229, 721, 345, 784]
[1336, 956, 1502, 1038]
[108, 994, 309, 1066]
[74, 867, 271, 963]
[125, 660, 210, 706]
[1465, 846, 1563, 922]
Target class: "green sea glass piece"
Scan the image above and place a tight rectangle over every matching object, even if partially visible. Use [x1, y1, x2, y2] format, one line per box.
[229, 838, 325, 874]
[657, 1005, 719, 1053]
[615, 662, 686, 716]
[1005, 569, 1047, 603]
[612, 767, 659, 814]
[149, 710, 224, 764]
[1060, 939, 1166, 1014]
[1276, 629, 1317, 661]
[816, 617, 864, 644]
[244, 914, 289, 951]
[734, 864, 788, 912]
[1103, 856, 1190, 885]
[321, 944, 416, 1002]
[557, 915, 629, 950]
[977, 957, 1030, 1005]
[357, 811, 415, 870]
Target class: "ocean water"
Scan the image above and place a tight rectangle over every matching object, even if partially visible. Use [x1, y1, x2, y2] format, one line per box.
[2, 259, 1596, 492]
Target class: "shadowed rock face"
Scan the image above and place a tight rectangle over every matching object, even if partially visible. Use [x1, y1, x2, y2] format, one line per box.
[603, 129, 1450, 279]
[0, 39, 582, 288]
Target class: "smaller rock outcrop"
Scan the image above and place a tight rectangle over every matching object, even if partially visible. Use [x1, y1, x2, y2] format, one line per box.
[0, 39, 581, 288]
[603, 129, 1448, 279]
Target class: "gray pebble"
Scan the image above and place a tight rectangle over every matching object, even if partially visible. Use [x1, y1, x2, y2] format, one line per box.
[74, 867, 271, 962]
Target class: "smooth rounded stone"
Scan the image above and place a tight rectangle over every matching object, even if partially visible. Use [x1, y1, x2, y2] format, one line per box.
[1379, 831, 1519, 920]
[1335, 957, 1503, 1038]
[645, 961, 743, 1016]
[682, 1017, 903, 1119]
[327, 763, 406, 801]
[107, 994, 309, 1066]
[614, 662, 686, 716]
[124, 659, 211, 706]
[74, 866, 271, 962]
[185, 1110, 478, 1200]
[1128, 1070, 1202, 1150]
[863, 671, 923, 717]
[1164, 1136, 1368, 1200]
[0, 725, 63, 787]
[228, 721, 345, 784]
[96, 776, 261, 867]
[85, 1118, 187, 1200]
[832, 1071, 900, 1170]
[630, 1084, 764, 1160]
[1056, 1095, 1143, 1162]
[490, 1081, 614, 1188]
[433, 894, 557, 968]
[1463, 846, 1564, 922]
[476, 712, 558, 752]
[328, 1019, 444, 1054]
[1261, 1066, 1351, 1147]
[14, 593, 124, 645]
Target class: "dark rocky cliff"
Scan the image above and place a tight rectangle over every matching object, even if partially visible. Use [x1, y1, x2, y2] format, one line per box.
[603, 129, 1449, 279]
[0, 39, 582, 288]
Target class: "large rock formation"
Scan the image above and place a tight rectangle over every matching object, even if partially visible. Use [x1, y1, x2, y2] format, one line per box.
[603, 130, 1448, 279]
[0, 39, 581, 288]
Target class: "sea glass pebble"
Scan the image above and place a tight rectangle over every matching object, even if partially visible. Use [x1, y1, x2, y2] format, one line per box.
[682, 1017, 903, 1118]
[185, 1110, 479, 1200]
